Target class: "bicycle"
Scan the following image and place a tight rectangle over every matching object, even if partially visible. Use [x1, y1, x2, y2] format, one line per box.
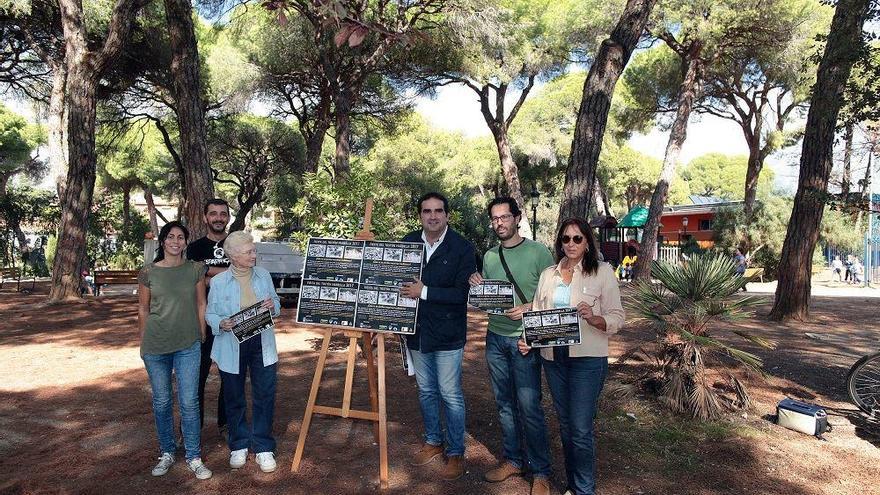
[847, 352, 880, 414]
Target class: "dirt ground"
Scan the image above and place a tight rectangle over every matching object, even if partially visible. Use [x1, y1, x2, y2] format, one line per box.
[1, 281, 879, 495]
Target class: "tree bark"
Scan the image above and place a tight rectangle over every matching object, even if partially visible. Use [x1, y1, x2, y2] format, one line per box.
[743, 137, 763, 219]
[633, 46, 703, 280]
[47, 64, 68, 198]
[558, 0, 658, 224]
[768, 0, 870, 321]
[304, 112, 331, 173]
[164, 0, 213, 239]
[49, 0, 142, 302]
[144, 187, 159, 235]
[490, 127, 534, 239]
[842, 122, 854, 198]
[228, 190, 263, 233]
[121, 184, 131, 233]
[334, 87, 354, 179]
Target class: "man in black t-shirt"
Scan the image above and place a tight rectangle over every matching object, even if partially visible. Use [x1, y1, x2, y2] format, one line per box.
[187, 198, 232, 433]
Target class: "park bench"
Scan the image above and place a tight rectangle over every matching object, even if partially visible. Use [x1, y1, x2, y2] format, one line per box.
[744, 267, 764, 283]
[94, 269, 140, 296]
[1, 266, 35, 292]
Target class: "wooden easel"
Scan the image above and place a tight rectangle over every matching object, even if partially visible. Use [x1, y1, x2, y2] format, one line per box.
[291, 199, 390, 489]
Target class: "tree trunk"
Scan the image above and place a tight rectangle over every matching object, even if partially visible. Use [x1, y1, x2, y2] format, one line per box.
[49, 66, 98, 301]
[47, 65, 68, 198]
[558, 0, 658, 224]
[743, 138, 763, 219]
[491, 128, 534, 239]
[304, 116, 331, 173]
[855, 151, 872, 230]
[593, 178, 614, 218]
[164, 0, 213, 239]
[49, 0, 142, 303]
[228, 192, 262, 233]
[121, 184, 131, 233]
[144, 187, 160, 235]
[768, 0, 870, 321]
[303, 96, 332, 173]
[842, 122, 853, 198]
[633, 49, 703, 281]
[334, 87, 353, 179]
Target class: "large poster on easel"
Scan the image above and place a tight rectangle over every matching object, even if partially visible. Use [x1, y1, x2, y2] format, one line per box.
[296, 237, 422, 334]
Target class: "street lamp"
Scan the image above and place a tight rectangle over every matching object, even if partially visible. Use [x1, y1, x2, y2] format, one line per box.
[530, 184, 540, 236]
[682, 216, 689, 241]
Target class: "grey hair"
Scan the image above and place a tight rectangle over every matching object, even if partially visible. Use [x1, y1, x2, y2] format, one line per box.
[224, 230, 254, 255]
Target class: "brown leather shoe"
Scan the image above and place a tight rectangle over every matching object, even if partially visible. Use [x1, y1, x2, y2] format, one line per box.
[531, 477, 551, 495]
[440, 455, 465, 480]
[483, 461, 522, 482]
[410, 443, 444, 466]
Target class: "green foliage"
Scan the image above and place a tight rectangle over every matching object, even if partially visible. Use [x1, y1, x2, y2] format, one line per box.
[290, 166, 416, 251]
[0, 102, 44, 177]
[96, 122, 177, 193]
[821, 206, 865, 254]
[712, 194, 791, 277]
[680, 153, 774, 200]
[0, 185, 57, 266]
[629, 254, 772, 420]
[87, 191, 150, 269]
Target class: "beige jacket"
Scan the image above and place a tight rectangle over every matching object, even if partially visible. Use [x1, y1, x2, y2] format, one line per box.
[532, 260, 624, 359]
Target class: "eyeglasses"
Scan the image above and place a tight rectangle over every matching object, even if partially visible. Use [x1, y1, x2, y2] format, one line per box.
[561, 235, 584, 244]
[490, 214, 515, 223]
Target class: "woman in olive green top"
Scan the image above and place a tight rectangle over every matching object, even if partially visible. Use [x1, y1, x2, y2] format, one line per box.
[137, 221, 212, 480]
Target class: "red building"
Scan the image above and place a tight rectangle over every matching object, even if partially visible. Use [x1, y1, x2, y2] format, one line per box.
[659, 198, 743, 248]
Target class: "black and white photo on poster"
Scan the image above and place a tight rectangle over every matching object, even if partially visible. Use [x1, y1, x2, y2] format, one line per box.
[230, 301, 274, 344]
[468, 279, 515, 315]
[522, 307, 581, 348]
[296, 238, 422, 334]
[296, 280, 358, 327]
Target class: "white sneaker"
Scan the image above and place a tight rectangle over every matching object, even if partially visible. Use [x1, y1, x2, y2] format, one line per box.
[187, 458, 212, 480]
[230, 448, 248, 469]
[151, 452, 174, 476]
[255, 452, 277, 473]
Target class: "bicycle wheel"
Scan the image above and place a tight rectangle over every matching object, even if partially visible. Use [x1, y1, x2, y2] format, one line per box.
[847, 352, 880, 413]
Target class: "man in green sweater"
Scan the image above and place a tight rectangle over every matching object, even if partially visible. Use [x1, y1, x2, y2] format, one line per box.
[469, 197, 555, 495]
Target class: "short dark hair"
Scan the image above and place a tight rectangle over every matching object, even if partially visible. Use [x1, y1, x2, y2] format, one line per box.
[204, 198, 230, 215]
[487, 196, 521, 218]
[417, 192, 449, 214]
[554, 217, 599, 276]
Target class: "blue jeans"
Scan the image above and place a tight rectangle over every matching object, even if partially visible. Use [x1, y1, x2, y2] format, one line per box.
[410, 347, 466, 456]
[542, 354, 608, 495]
[143, 340, 202, 461]
[220, 335, 277, 453]
[486, 331, 552, 477]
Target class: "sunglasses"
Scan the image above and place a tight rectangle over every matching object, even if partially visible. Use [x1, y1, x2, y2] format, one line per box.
[561, 235, 584, 244]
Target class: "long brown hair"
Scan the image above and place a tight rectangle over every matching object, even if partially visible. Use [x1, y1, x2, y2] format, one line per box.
[554, 217, 599, 276]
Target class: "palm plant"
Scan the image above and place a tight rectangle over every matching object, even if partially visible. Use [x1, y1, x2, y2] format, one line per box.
[628, 254, 774, 419]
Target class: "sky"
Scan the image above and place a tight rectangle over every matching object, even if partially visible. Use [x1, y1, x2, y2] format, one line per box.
[414, 82, 809, 195]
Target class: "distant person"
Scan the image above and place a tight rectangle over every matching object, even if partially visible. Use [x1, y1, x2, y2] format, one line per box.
[187, 198, 231, 434]
[831, 255, 844, 282]
[137, 221, 212, 480]
[845, 255, 854, 284]
[206, 230, 281, 473]
[518, 218, 624, 495]
[619, 247, 637, 281]
[853, 258, 865, 284]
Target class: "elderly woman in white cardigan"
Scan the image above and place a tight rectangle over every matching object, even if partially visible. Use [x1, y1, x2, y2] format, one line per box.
[518, 217, 624, 495]
[206, 231, 281, 473]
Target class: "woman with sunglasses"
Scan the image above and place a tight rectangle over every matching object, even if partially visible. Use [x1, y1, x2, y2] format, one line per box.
[518, 217, 624, 495]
